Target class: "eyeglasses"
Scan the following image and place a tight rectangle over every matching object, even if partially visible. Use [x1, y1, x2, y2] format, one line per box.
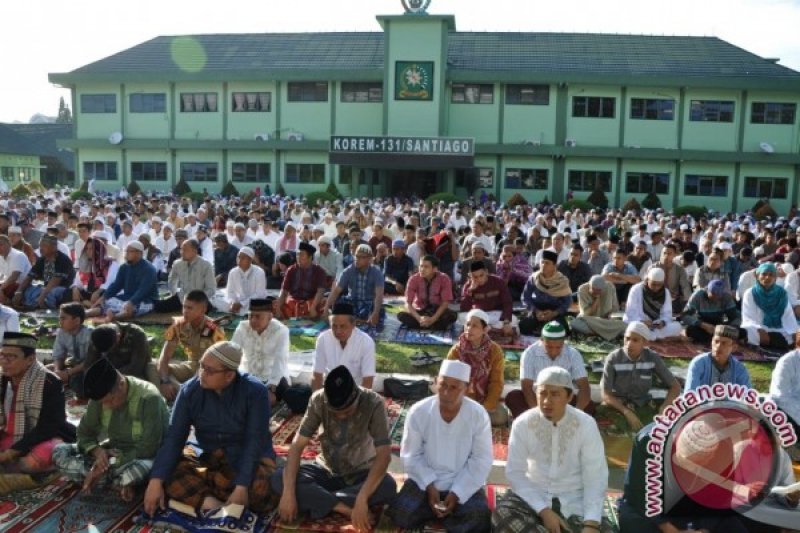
[0, 352, 21, 361]
[199, 363, 230, 375]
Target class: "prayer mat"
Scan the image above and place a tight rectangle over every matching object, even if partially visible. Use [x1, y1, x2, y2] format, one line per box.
[571, 336, 624, 355]
[647, 337, 707, 360]
[268, 506, 385, 532]
[129, 312, 177, 326]
[136, 505, 269, 533]
[0, 475, 144, 532]
[285, 318, 328, 337]
[391, 325, 457, 346]
[732, 344, 782, 362]
[492, 426, 510, 462]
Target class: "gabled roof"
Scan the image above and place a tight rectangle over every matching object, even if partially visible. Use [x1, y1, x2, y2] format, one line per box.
[0, 123, 39, 157]
[4, 123, 75, 169]
[49, 31, 800, 89]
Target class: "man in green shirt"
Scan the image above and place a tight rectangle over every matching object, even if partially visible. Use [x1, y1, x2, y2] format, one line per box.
[52, 357, 169, 501]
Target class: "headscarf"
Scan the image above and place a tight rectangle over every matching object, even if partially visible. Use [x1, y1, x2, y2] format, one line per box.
[533, 270, 572, 298]
[752, 263, 787, 329]
[455, 331, 493, 402]
[78, 238, 112, 291]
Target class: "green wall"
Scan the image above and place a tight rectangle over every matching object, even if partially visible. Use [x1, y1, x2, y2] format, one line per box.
[75, 83, 122, 139]
[681, 89, 740, 151]
[0, 154, 41, 186]
[174, 82, 224, 140]
[446, 83, 500, 143]
[77, 148, 123, 191]
[677, 161, 735, 213]
[227, 81, 278, 141]
[623, 87, 680, 149]
[741, 90, 800, 154]
[502, 87, 558, 146]
[565, 85, 622, 148]
[125, 82, 171, 139]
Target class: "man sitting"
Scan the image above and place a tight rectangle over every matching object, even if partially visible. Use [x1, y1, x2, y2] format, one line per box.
[0, 234, 31, 305]
[624, 267, 683, 340]
[681, 279, 741, 344]
[314, 236, 343, 289]
[684, 325, 751, 392]
[12, 235, 74, 310]
[460, 260, 514, 338]
[153, 290, 226, 401]
[144, 342, 277, 516]
[571, 275, 627, 340]
[504, 321, 591, 419]
[49, 302, 93, 398]
[741, 262, 797, 351]
[232, 297, 290, 407]
[492, 367, 610, 533]
[86, 323, 150, 381]
[383, 239, 415, 295]
[600, 322, 680, 431]
[0, 332, 76, 490]
[397, 254, 457, 331]
[602, 248, 641, 304]
[155, 239, 216, 313]
[52, 357, 169, 501]
[275, 242, 327, 320]
[770, 334, 800, 434]
[649, 243, 692, 312]
[313, 303, 375, 391]
[212, 234, 239, 287]
[521, 250, 573, 337]
[213, 246, 267, 315]
[387, 360, 493, 532]
[86, 241, 158, 323]
[272, 366, 397, 531]
[324, 244, 385, 327]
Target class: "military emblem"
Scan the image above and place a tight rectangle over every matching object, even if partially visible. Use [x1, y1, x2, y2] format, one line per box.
[395, 61, 434, 100]
[401, 0, 431, 14]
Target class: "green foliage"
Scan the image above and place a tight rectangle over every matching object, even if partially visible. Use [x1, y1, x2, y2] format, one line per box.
[183, 192, 206, 204]
[241, 190, 256, 205]
[642, 192, 662, 210]
[276, 183, 286, 197]
[70, 190, 94, 201]
[541, 195, 550, 205]
[127, 180, 142, 197]
[754, 202, 778, 221]
[586, 188, 609, 209]
[56, 97, 72, 124]
[27, 181, 47, 194]
[622, 197, 642, 213]
[78, 180, 89, 192]
[561, 199, 594, 211]
[10, 184, 31, 199]
[305, 190, 338, 206]
[174, 178, 192, 196]
[673, 205, 707, 219]
[507, 192, 529, 208]
[220, 180, 240, 197]
[325, 181, 342, 199]
[425, 192, 461, 206]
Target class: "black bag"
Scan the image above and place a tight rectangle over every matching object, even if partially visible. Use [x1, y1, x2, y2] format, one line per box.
[383, 377, 431, 401]
[282, 384, 312, 414]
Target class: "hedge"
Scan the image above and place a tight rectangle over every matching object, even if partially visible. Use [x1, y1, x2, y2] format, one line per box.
[561, 199, 594, 211]
[305, 191, 338, 206]
[425, 192, 461, 206]
[673, 205, 707, 219]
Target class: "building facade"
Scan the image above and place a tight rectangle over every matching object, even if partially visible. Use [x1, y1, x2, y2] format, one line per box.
[50, 4, 800, 213]
[0, 123, 44, 189]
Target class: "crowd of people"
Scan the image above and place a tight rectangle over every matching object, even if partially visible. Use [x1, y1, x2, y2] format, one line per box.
[1, 188, 800, 531]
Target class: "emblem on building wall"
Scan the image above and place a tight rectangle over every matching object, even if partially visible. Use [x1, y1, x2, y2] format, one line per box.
[402, 0, 431, 14]
[395, 61, 434, 100]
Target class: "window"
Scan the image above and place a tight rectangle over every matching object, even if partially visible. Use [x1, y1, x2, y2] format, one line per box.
[231, 92, 271, 112]
[130, 162, 167, 182]
[751, 102, 796, 125]
[129, 93, 166, 113]
[455, 168, 494, 189]
[505, 168, 547, 190]
[180, 93, 218, 112]
[625, 172, 670, 194]
[180, 162, 218, 182]
[684, 174, 728, 197]
[232, 163, 270, 182]
[744, 177, 788, 199]
[83, 162, 118, 181]
[339, 166, 367, 184]
[287, 82, 328, 102]
[630, 98, 674, 120]
[341, 83, 383, 103]
[285, 163, 325, 184]
[80, 94, 116, 113]
[689, 100, 734, 122]
[451, 84, 494, 104]
[1, 167, 13, 180]
[505, 84, 550, 105]
[572, 96, 615, 118]
[568, 170, 612, 192]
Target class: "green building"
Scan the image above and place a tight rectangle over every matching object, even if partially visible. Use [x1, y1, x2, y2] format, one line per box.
[49, 2, 800, 213]
[0, 123, 44, 189]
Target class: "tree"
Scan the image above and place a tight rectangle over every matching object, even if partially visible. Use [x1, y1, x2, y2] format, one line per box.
[56, 97, 72, 124]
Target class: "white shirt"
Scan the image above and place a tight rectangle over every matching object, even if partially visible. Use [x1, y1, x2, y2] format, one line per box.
[520, 341, 588, 383]
[406, 242, 424, 269]
[506, 406, 608, 522]
[313, 328, 376, 386]
[770, 349, 800, 427]
[225, 265, 267, 309]
[116, 232, 136, 252]
[0, 247, 31, 282]
[314, 250, 343, 280]
[197, 237, 214, 265]
[784, 270, 800, 306]
[232, 319, 290, 386]
[741, 286, 798, 338]
[402, 395, 493, 502]
[624, 282, 675, 324]
[0, 305, 20, 341]
[230, 234, 254, 249]
[155, 235, 177, 257]
[737, 270, 756, 301]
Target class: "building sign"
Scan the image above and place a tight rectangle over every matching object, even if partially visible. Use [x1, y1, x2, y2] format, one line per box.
[395, 61, 434, 100]
[329, 135, 474, 169]
[402, 0, 431, 14]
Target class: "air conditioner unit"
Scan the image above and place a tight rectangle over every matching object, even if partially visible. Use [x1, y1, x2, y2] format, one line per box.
[760, 141, 775, 154]
[565, 139, 577, 148]
[108, 131, 124, 145]
[254, 133, 271, 141]
[523, 139, 541, 147]
[287, 132, 304, 142]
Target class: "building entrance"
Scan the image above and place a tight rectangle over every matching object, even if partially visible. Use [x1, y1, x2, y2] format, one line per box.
[387, 169, 441, 198]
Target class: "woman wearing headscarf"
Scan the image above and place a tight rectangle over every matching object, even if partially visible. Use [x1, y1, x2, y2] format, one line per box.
[741, 262, 797, 350]
[446, 308, 507, 426]
[71, 237, 118, 306]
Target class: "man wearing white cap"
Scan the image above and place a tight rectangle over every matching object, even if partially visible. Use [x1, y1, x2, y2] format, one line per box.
[213, 246, 267, 315]
[493, 367, 610, 533]
[387, 359, 493, 532]
[600, 322, 680, 431]
[624, 267, 683, 340]
[86, 241, 158, 323]
[313, 235, 343, 288]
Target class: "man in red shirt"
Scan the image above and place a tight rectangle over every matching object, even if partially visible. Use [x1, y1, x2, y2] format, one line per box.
[398, 255, 456, 330]
[275, 242, 327, 319]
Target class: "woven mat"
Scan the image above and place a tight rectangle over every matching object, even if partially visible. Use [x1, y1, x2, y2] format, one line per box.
[391, 325, 457, 346]
[647, 336, 778, 362]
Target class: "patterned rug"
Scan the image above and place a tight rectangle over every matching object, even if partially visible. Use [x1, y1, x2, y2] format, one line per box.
[647, 336, 779, 362]
[0, 476, 144, 532]
[285, 318, 328, 337]
[391, 325, 458, 346]
[492, 426, 510, 462]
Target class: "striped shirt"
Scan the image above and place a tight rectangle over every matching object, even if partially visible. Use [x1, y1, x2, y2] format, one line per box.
[601, 347, 675, 406]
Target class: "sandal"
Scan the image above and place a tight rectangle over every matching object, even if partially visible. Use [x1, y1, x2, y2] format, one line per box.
[410, 355, 442, 367]
[409, 350, 432, 362]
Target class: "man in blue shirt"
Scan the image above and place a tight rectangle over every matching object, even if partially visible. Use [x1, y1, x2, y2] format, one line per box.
[324, 244, 385, 326]
[684, 325, 752, 392]
[143, 341, 276, 516]
[86, 241, 158, 323]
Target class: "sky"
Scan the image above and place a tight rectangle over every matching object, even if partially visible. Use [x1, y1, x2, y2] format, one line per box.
[1, 0, 799, 123]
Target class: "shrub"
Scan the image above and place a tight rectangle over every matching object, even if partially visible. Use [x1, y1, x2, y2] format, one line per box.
[754, 202, 778, 221]
[27, 181, 47, 194]
[241, 190, 256, 205]
[174, 178, 192, 196]
[79, 180, 89, 192]
[622, 197, 642, 213]
[541, 195, 550, 206]
[221, 180, 240, 198]
[10, 184, 31, 199]
[751, 199, 768, 214]
[182, 192, 206, 204]
[507, 192, 529, 208]
[276, 183, 286, 197]
[673, 205, 707, 219]
[326, 181, 342, 199]
[69, 190, 94, 201]
[305, 191, 338, 206]
[127, 180, 142, 197]
[561, 199, 594, 212]
[642, 192, 662, 210]
[586, 189, 609, 209]
[425, 192, 461, 206]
